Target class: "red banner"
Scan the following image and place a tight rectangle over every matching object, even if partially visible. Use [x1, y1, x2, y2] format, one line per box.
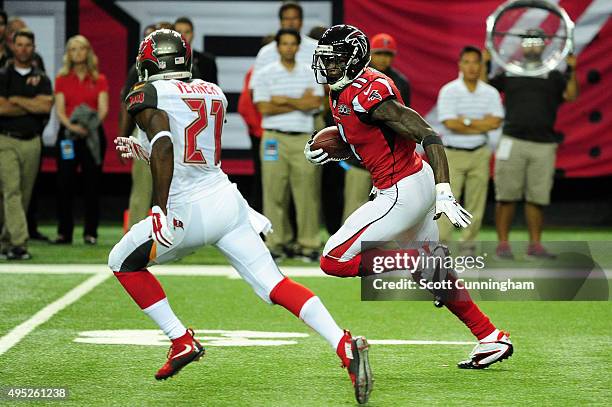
[345, 0, 611, 177]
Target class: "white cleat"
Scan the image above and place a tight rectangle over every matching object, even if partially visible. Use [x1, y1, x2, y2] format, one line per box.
[458, 330, 513, 369]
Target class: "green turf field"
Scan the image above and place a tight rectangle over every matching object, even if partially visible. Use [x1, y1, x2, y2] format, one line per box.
[12, 224, 612, 265]
[0, 225, 610, 406]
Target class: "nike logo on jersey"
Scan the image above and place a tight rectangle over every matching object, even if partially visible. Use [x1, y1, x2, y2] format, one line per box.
[363, 84, 373, 95]
[172, 343, 194, 359]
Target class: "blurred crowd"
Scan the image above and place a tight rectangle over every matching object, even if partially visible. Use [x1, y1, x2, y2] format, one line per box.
[0, 1, 578, 261]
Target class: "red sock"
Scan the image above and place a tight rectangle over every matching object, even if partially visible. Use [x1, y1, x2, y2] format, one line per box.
[269, 277, 314, 316]
[114, 269, 166, 309]
[445, 284, 495, 340]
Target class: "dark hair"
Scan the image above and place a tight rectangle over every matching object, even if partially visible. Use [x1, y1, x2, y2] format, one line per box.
[156, 21, 174, 30]
[460, 45, 482, 61]
[279, 1, 303, 21]
[0, 10, 7, 25]
[175, 17, 193, 30]
[275, 28, 301, 45]
[308, 25, 327, 41]
[14, 29, 34, 44]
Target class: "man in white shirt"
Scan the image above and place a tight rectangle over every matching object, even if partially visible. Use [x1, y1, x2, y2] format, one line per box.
[251, 1, 318, 86]
[437, 46, 504, 250]
[253, 28, 323, 261]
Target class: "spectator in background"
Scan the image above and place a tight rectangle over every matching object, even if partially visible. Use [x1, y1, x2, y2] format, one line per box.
[369, 33, 411, 105]
[436, 46, 503, 253]
[238, 34, 275, 213]
[118, 23, 158, 228]
[307, 25, 344, 234]
[481, 29, 579, 259]
[53, 35, 108, 245]
[253, 29, 323, 261]
[5, 17, 45, 71]
[341, 33, 413, 222]
[0, 15, 48, 239]
[0, 10, 9, 67]
[174, 17, 218, 84]
[251, 1, 317, 84]
[0, 29, 53, 260]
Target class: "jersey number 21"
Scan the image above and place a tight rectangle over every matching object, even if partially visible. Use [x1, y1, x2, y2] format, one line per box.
[183, 98, 224, 165]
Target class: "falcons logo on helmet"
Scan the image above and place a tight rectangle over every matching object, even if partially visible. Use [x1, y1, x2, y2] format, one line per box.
[345, 30, 368, 57]
[138, 36, 159, 67]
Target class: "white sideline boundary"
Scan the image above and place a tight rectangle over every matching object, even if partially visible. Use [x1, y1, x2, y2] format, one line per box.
[0, 264, 610, 278]
[0, 264, 328, 277]
[0, 272, 111, 357]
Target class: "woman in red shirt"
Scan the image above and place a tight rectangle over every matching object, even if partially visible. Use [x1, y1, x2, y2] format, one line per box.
[54, 35, 108, 245]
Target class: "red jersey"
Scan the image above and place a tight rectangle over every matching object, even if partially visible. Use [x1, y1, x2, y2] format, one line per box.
[55, 71, 108, 117]
[330, 68, 422, 189]
[237, 66, 263, 138]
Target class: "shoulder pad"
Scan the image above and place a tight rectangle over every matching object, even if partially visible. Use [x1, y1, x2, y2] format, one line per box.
[125, 81, 158, 116]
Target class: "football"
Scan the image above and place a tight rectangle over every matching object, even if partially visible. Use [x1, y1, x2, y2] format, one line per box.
[310, 126, 353, 160]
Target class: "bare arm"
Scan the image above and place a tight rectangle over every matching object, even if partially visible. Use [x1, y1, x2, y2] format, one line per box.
[0, 96, 28, 116]
[371, 99, 449, 184]
[54, 93, 71, 128]
[472, 115, 502, 131]
[443, 119, 485, 134]
[282, 89, 323, 111]
[256, 101, 296, 116]
[444, 115, 502, 134]
[134, 108, 173, 213]
[97, 91, 109, 122]
[480, 48, 490, 83]
[118, 101, 136, 138]
[9, 95, 53, 114]
[55, 92, 88, 136]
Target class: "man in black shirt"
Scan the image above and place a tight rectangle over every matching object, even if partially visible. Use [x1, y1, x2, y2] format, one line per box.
[4, 17, 45, 71]
[0, 30, 53, 260]
[174, 17, 218, 84]
[482, 29, 578, 259]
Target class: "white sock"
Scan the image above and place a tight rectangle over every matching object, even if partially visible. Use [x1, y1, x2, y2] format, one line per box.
[299, 296, 345, 349]
[143, 298, 187, 340]
[481, 328, 500, 343]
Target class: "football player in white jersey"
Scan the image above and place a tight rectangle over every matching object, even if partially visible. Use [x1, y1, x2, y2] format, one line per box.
[109, 29, 373, 404]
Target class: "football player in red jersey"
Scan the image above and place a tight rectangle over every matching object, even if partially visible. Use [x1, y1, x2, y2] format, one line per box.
[305, 25, 513, 369]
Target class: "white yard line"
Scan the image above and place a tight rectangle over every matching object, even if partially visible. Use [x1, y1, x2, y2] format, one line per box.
[0, 272, 111, 357]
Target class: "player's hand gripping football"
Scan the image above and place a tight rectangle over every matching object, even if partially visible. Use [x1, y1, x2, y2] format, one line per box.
[304, 138, 331, 165]
[434, 183, 473, 228]
[151, 206, 174, 248]
[114, 136, 150, 163]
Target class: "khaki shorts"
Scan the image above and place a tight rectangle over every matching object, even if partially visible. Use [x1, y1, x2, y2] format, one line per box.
[494, 135, 557, 205]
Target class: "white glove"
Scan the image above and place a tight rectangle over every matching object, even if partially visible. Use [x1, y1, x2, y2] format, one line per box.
[114, 136, 150, 163]
[434, 183, 473, 228]
[304, 139, 331, 165]
[151, 205, 174, 248]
